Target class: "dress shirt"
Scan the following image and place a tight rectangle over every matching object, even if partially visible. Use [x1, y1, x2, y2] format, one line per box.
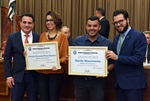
[21, 30, 33, 44]
[99, 16, 104, 20]
[117, 27, 131, 54]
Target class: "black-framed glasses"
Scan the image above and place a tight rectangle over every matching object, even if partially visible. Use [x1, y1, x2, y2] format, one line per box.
[113, 19, 125, 26]
[45, 19, 53, 22]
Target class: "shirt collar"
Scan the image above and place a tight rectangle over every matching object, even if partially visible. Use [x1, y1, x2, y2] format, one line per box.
[21, 30, 32, 37]
[85, 34, 101, 43]
[121, 27, 131, 37]
[100, 16, 105, 20]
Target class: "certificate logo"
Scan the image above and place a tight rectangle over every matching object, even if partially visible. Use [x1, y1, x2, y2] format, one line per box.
[28, 47, 32, 51]
[85, 70, 90, 73]
[73, 50, 77, 55]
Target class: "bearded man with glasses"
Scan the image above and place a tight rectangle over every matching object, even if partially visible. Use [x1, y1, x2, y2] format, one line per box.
[106, 9, 147, 101]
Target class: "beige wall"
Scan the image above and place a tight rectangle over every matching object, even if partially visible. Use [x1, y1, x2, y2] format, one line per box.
[2, 0, 150, 41]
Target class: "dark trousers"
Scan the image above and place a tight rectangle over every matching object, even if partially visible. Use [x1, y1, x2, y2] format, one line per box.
[37, 73, 63, 101]
[74, 77, 106, 101]
[11, 72, 38, 101]
[116, 85, 144, 101]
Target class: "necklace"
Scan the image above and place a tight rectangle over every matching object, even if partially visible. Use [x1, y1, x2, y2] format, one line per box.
[47, 32, 57, 40]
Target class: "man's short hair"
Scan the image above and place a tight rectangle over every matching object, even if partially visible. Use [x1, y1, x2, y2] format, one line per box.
[96, 7, 105, 16]
[143, 31, 150, 34]
[113, 9, 129, 19]
[20, 13, 35, 22]
[61, 26, 70, 31]
[86, 16, 100, 25]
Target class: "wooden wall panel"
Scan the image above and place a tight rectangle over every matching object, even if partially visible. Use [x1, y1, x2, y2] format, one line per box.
[60, 75, 76, 101]
[1, 7, 20, 56]
[0, 59, 8, 96]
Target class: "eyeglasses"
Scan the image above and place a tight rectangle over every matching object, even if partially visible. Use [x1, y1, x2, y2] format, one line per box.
[45, 19, 53, 22]
[113, 19, 125, 26]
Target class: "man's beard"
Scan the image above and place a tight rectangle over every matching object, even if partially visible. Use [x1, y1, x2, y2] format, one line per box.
[117, 23, 128, 33]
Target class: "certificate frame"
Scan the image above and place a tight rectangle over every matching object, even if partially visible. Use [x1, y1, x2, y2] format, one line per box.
[24, 42, 60, 70]
[68, 46, 108, 76]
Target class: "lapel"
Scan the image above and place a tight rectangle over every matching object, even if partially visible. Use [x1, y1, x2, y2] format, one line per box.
[16, 31, 24, 50]
[32, 32, 35, 43]
[32, 32, 38, 43]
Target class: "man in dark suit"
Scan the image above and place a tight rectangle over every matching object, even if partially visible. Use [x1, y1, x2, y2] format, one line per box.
[95, 7, 110, 38]
[61, 26, 74, 46]
[4, 13, 39, 101]
[106, 9, 147, 101]
[143, 31, 150, 63]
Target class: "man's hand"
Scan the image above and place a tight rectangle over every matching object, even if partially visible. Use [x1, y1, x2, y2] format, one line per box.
[6, 77, 14, 88]
[106, 50, 118, 60]
[52, 66, 62, 71]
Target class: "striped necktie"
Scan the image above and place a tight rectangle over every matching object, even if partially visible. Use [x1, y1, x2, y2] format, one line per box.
[24, 34, 29, 43]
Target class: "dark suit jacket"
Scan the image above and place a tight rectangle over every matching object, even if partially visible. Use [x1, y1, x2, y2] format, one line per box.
[4, 31, 39, 82]
[112, 28, 147, 89]
[99, 17, 110, 38]
[147, 44, 150, 62]
[68, 37, 74, 46]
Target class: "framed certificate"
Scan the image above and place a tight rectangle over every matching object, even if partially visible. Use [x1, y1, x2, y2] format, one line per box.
[24, 42, 60, 70]
[68, 46, 108, 76]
